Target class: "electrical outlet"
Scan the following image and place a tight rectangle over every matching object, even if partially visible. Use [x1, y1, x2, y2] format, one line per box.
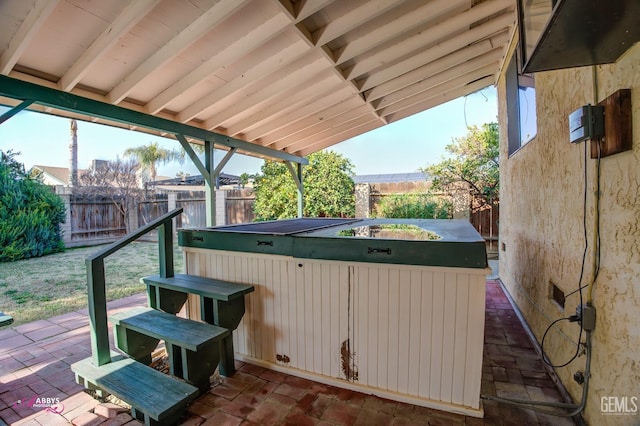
[576, 304, 596, 331]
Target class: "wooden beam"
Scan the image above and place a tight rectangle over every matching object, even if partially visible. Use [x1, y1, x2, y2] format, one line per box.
[59, 0, 161, 91]
[377, 67, 497, 117]
[145, 11, 290, 114]
[272, 0, 387, 127]
[212, 148, 237, 177]
[0, 0, 60, 75]
[260, 94, 363, 146]
[364, 43, 502, 102]
[334, 0, 469, 65]
[373, 58, 500, 110]
[273, 104, 372, 150]
[296, 0, 336, 21]
[384, 76, 495, 124]
[226, 73, 341, 137]
[312, 0, 398, 46]
[345, 0, 513, 80]
[297, 120, 382, 157]
[359, 23, 511, 92]
[0, 100, 34, 125]
[175, 134, 210, 181]
[284, 113, 377, 153]
[204, 141, 215, 226]
[177, 36, 309, 123]
[202, 54, 330, 129]
[285, 161, 304, 218]
[108, 0, 249, 104]
[242, 85, 354, 141]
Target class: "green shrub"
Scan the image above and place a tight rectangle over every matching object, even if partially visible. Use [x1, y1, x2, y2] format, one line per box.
[374, 193, 452, 219]
[0, 150, 65, 262]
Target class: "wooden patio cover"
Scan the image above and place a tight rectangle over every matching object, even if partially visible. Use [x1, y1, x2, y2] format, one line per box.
[0, 0, 514, 162]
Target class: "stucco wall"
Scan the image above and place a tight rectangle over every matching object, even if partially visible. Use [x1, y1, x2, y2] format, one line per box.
[497, 40, 640, 425]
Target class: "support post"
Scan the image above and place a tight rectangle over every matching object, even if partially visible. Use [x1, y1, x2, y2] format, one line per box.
[87, 258, 110, 366]
[205, 140, 215, 227]
[297, 163, 303, 218]
[158, 220, 174, 278]
[286, 161, 304, 218]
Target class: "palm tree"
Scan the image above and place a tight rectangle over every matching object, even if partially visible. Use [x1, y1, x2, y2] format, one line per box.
[123, 142, 183, 183]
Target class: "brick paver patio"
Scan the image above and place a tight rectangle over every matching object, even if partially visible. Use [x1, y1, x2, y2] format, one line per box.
[0, 279, 578, 425]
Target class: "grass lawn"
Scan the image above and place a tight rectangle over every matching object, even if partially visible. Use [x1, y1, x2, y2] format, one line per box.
[0, 240, 184, 326]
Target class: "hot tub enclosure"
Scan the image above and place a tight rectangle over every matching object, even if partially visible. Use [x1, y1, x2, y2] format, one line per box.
[179, 218, 490, 417]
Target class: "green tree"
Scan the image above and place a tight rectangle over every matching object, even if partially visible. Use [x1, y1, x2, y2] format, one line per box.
[253, 151, 355, 220]
[375, 193, 452, 219]
[423, 122, 499, 211]
[124, 142, 183, 183]
[0, 150, 66, 261]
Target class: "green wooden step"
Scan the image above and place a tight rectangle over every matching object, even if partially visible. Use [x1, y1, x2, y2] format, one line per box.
[109, 306, 229, 351]
[142, 273, 254, 301]
[71, 354, 198, 425]
[110, 307, 229, 393]
[0, 312, 13, 327]
[142, 274, 254, 378]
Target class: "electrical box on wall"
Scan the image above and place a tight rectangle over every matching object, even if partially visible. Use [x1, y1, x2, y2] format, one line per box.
[569, 105, 604, 144]
[592, 89, 632, 159]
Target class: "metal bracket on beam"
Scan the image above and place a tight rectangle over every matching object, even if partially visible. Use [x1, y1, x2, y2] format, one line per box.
[0, 99, 34, 125]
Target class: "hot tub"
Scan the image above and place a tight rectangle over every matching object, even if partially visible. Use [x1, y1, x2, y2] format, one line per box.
[179, 218, 489, 417]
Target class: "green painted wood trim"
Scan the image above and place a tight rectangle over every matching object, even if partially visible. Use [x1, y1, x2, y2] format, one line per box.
[71, 354, 198, 421]
[109, 307, 229, 351]
[205, 140, 215, 226]
[0, 75, 308, 164]
[142, 274, 254, 301]
[86, 208, 183, 366]
[158, 221, 174, 278]
[86, 208, 183, 261]
[0, 312, 14, 327]
[86, 258, 110, 366]
[213, 148, 237, 177]
[285, 162, 304, 218]
[179, 228, 295, 255]
[285, 161, 305, 218]
[175, 134, 209, 180]
[0, 100, 34, 125]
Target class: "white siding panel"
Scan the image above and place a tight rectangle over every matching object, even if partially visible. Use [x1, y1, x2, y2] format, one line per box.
[408, 270, 422, 396]
[418, 270, 433, 398]
[452, 273, 470, 405]
[430, 271, 445, 400]
[183, 248, 486, 414]
[397, 269, 411, 393]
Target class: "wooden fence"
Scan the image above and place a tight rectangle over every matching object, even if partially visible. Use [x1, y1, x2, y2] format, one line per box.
[68, 194, 127, 244]
[60, 189, 255, 247]
[225, 189, 255, 224]
[62, 187, 493, 248]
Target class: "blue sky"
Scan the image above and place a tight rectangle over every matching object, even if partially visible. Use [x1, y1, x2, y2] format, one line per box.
[0, 87, 496, 178]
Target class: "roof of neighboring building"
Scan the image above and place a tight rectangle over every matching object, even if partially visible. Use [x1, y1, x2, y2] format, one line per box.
[150, 173, 241, 188]
[353, 173, 429, 184]
[32, 165, 87, 185]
